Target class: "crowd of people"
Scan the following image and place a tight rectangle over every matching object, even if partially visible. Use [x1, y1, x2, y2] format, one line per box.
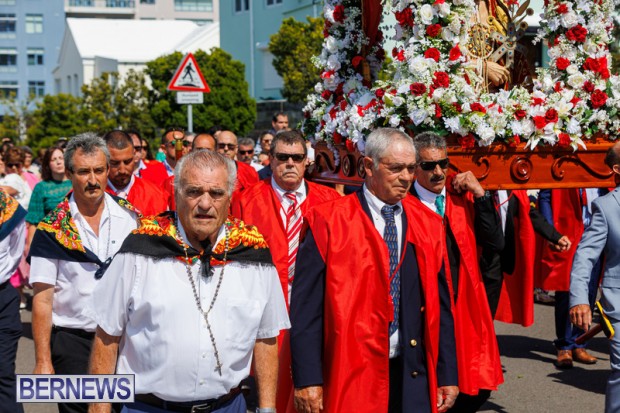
[1, 114, 620, 413]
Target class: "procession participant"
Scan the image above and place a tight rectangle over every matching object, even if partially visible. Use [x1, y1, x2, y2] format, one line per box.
[0, 190, 26, 413]
[88, 150, 289, 413]
[411, 132, 504, 412]
[232, 130, 340, 413]
[130, 130, 168, 185]
[216, 130, 259, 194]
[159, 127, 185, 177]
[290, 128, 458, 413]
[570, 141, 620, 413]
[29, 133, 139, 413]
[103, 130, 169, 215]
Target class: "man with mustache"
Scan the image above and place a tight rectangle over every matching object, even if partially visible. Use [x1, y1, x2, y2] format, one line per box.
[231, 130, 340, 413]
[29, 133, 139, 413]
[103, 130, 169, 216]
[410, 132, 504, 413]
[291, 128, 458, 413]
[88, 150, 289, 413]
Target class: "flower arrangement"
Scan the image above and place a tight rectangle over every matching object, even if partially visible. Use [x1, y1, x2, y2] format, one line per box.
[302, 0, 620, 151]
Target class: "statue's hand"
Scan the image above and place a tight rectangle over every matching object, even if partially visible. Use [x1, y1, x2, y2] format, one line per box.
[486, 61, 511, 87]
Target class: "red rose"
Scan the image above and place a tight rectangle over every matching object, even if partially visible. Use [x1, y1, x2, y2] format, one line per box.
[433, 71, 450, 88]
[583, 81, 595, 93]
[583, 57, 601, 73]
[458, 134, 476, 149]
[352, 56, 364, 68]
[375, 88, 385, 98]
[452, 102, 462, 112]
[556, 57, 570, 70]
[470, 102, 486, 113]
[410, 82, 427, 96]
[395, 8, 414, 28]
[391, 47, 399, 58]
[434, 103, 442, 119]
[514, 109, 526, 120]
[333, 5, 345, 23]
[532, 97, 545, 106]
[321, 90, 332, 100]
[591, 89, 608, 108]
[345, 140, 355, 152]
[556, 3, 568, 13]
[558, 133, 571, 146]
[566, 25, 587, 43]
[396, 50, 406, 61]
[426, 24, 442, 38]
[533, 116, 548, 129]
[333, 132, 343, 144]
[449, 45, 462, 61]
[424, 48, 441, 62]
[545, 108, 559, 124]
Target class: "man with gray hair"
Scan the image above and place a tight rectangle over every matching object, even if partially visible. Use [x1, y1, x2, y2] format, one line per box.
[89, 150, 289, 413]
[291, 127, 458, 413]
[29, 133, 139, 413]
[238, 137, 262, 171]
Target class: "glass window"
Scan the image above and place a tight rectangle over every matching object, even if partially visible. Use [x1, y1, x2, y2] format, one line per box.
[140, 0, 155, 3]
[174, 0, 212, 12]
[0, 14, 16, 33]
[25, 15, 43, 34]
[266, 0, 282, 5]
[0, 81, 18, 99]
[28, 81, 45, 98]
[106, 0, 135, 7]
[0, 48, 17, 72]
[0, 0, 16, 5]
[27, 48, 44, 66]
[234, 0, 249, 12]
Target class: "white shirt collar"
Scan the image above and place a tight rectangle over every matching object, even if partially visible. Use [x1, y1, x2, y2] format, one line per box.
[270, 177, 307, 203]
[177, 216, 225, 253]
[69, 192, 126, 221]
[414, 180, 446, 204]
[362, 184, 403, 217]
[108, 175, 135, 196]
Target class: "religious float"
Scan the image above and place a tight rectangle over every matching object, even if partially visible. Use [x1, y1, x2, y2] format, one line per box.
[303, 0, 619, 189]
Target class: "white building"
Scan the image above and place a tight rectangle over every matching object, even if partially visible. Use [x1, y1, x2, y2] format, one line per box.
[54, 17, 220, 96]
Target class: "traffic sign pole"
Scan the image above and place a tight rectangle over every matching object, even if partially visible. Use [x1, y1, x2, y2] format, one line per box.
[188, 104, 193, 133]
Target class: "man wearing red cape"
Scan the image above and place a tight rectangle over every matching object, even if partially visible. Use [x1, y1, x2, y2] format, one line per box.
[231, 131, 340, 413]
[290, 128, 458, 413]
[409, 132, 503, 412]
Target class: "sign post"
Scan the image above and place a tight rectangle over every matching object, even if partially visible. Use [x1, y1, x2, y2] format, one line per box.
[167, 53, 210, 132]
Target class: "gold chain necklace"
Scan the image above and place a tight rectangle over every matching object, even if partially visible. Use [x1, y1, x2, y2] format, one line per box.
[183, 227, 229, 376]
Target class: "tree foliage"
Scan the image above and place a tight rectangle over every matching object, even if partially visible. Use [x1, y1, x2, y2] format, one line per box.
[146, 48, 256, 135]
[26, 94, 86, 151]
[269, 17, 324, 104]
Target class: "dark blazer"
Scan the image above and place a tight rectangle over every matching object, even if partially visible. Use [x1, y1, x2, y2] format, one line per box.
[290, 191, 457, 412]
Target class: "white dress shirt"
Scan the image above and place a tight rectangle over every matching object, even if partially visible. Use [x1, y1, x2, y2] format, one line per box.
[271, 177, 307, 225]
[0, 219, 25, 284]
[363, 184, 403, 358]
[108, 175, 135, 199]
[29, 193, 138, 331]
[91, 221, 290, 401]
[414, 180, 446, 216]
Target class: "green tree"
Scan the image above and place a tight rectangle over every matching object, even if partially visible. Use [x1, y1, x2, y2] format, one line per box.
[269, 16, 324, 104]
[145, 48, 256, 135]
[0, 99, 30, 143]
[80, 72, 118, 133]
[26, 94, 86, 151]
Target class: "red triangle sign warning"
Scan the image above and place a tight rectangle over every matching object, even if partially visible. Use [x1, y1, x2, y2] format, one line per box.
[167, 53, 211, 93]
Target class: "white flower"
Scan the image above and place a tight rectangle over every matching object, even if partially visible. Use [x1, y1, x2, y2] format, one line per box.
[566, 65, 579, 75]
[567, 73, 587, 88]
[556, 100, 573, 116]
[419, 4, 435, 25]
[566, 117, 582, 134]
[389, 115, 401, 127]
[561, 12, 579, 28]
[445, 116, 466, 135]
[325, 37, 339, 53]
[410, 109, 428, 126]
[326, 54, 341, 71]
[408, 56, 429, 76]
[436, 2, 451, 18]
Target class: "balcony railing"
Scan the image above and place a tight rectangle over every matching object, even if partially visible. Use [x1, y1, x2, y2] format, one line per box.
[67, 0, 135, 8]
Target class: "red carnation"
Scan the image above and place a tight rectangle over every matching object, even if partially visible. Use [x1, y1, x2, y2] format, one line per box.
[532, 97, 545, 106]
[556, 57, 570, 70]
[375, 88, 385, 98]
[345, 139, 355, 152]
[333, 5, 345, 23]
[566, 25, 588, 43]
[545, 108, 559, 124]
[533, 116, 548, 129]
[452, 102, 462, 113]
[556, 3, 569, 13]
[458, 134, 476, 149]
[591, 89, 608, 108]
[583, 57, 601, 73]
[558, 133, 571, 146]
[583, 81, 595, 93]
[333, 132, 343, 144]
[392, 47, 399, 58]
[426, 24, 442, 38]
[554, 82, 563, 92]
[424, 48, 441, 62]
[433, 71, 450, 88]
[434, 103, 442, 119]
[570, 96, 581, 107]
[395, 8, 414, 28]
[352, 56, 364, 68]
[410, 82, 427, 96]
[514, 109, 527, 120]
[449, 45, 462, 61]
[396, 50, 406, 61]
[321, 90, 332, 100]
[339, 100, 347, 111]
[470, 102, 486, 113]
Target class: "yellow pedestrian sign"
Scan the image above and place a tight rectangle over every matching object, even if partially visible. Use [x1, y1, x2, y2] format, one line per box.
[167, 53, 210, 93]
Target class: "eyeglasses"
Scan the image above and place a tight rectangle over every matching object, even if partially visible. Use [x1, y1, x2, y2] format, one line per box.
[182, 140, 192, 147]
[274, 153, 306, 163]
[6, 162, 21, 168]
[217, 143, 237, 150]
[133, 145, 144, 151]
[417, 158, 450, 171]
[238, 150, 253, 155]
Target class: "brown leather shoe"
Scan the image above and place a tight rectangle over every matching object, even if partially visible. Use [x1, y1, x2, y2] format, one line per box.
[573, 348, 597, 364]
[555, 349, 573, 369]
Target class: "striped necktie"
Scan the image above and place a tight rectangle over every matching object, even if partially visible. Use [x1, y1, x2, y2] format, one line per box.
[381, 204, 400, 336]
[285, 192, 302, 302]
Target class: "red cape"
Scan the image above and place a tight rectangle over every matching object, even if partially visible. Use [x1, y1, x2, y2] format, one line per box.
[105, 176, 169, 216]
[535, 189, 583, 291]
[231, 178, 340, 413]
[442, 190, 503, 395]
[235, 160, 259, 192]
[139, 161, 169, 187]
[162, 175, 176, 210]
[495, 190, 536, 327]
[304, 193, 442, 413]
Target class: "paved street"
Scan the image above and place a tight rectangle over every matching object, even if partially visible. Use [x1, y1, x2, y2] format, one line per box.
[16, 301, 608, 412]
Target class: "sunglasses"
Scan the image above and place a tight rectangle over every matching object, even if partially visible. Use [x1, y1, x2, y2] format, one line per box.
[418, 158, 450, 171]
[134, 145, 144, 151]
[217, 143, 237, 150]
[274, 153, 306, 163]
[238, 150, 253, 155]
[6, 162, 21, 168]
[182, 140, 192, 147]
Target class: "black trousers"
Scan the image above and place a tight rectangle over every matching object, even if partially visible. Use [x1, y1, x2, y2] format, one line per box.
[388, 356, 403, 413]
[0, 282, 23, 413]
[448, 390, 492, 413]
[51, 328, 94, 413]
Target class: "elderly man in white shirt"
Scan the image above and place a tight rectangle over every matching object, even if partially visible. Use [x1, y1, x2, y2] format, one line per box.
[30, 133, 139, 413]
[89, 150, 290, 413]
[0, 189, 26, 413]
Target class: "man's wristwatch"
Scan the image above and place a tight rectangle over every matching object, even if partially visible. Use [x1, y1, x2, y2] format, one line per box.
[256, 408, 276, 413]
